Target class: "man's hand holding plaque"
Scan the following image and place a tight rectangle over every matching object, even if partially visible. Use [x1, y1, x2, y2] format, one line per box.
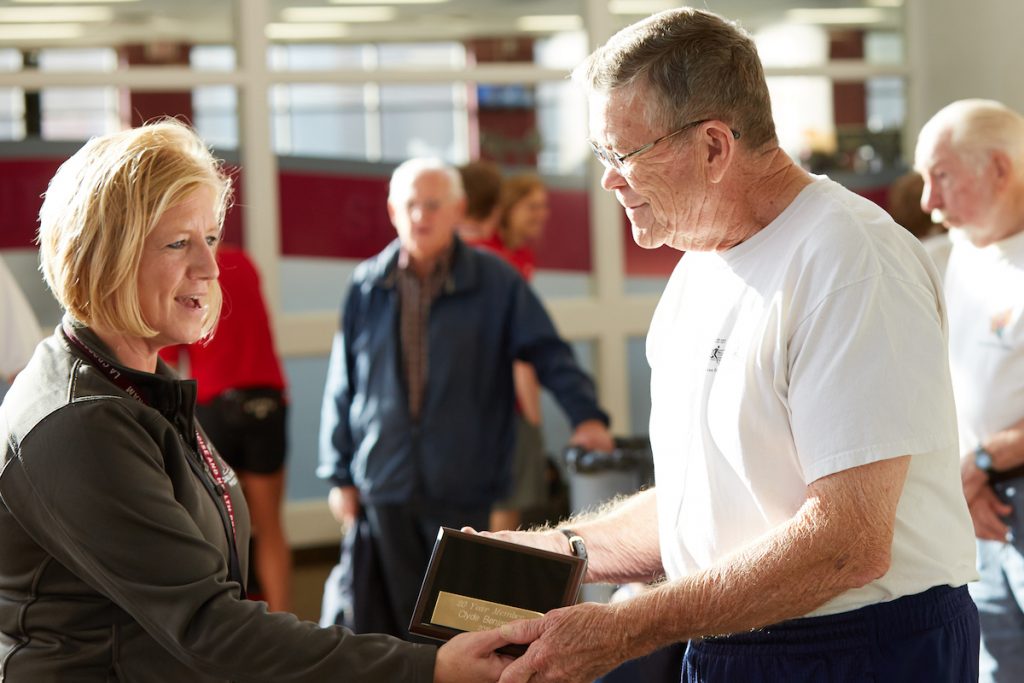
[494, 601, 629, 683]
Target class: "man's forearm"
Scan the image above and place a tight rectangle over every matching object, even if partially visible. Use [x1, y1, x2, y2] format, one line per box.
[612, 456, 909, 660]
[557, 489, 664, 584]
[984, 415, 1024, 471]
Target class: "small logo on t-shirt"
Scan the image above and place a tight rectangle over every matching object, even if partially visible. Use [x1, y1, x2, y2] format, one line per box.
[707, 338, 726, 372]
[991, 309, 1012, 338]
[986, 308, 1014, 350]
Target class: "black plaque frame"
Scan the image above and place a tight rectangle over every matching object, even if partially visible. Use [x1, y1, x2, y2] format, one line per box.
[409, 527, 586, 655]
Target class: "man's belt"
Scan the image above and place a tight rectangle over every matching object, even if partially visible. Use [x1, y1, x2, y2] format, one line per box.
[990, 464, 1024, 485]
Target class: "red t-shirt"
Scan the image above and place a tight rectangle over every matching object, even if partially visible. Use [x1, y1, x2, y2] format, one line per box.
[467, 233, 539, 418]
[471, 233, 536, 282]
[161, 246, 286, 404]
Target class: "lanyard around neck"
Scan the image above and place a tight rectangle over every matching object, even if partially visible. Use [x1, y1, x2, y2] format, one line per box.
[62, 326, 245, 590]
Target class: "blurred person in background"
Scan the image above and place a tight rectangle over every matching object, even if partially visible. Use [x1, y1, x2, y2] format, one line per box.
[916, 98, 1024, 683]
[483, 173, 550, 283]
[455, 160, 503, 243]
[886, 169, 952, 275]
[887, 170, 943, 240]
[479, 173, 553, 532]
[318, 157, 613, 640]
[0, 256, 43, 383]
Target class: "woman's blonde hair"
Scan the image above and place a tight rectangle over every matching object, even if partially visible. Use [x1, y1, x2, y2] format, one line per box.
[38, 119, 232, 339]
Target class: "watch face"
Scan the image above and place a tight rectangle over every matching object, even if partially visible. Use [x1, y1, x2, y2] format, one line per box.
[975, 448, 994, 472]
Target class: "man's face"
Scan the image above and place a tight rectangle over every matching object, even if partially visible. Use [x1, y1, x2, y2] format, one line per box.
[588, 90, 710, 252]
[388, 169, 464, 265]
[915, 131, 995, 240]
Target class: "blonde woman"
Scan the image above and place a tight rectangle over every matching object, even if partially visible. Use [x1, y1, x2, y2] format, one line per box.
[0, 120, 509, 682]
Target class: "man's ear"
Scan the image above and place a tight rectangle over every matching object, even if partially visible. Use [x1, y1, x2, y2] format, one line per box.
[704, 122, 736, 184]
[989, 150, 1014, 191]
[386, 199, 397, 228]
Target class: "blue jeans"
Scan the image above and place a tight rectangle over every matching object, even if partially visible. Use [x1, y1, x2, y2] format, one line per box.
[682, 585, 978, 682]
[971, 478, 1024, 683]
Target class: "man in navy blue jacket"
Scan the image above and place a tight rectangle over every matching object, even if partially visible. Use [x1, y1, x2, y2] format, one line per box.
[318, 158, 613, 639]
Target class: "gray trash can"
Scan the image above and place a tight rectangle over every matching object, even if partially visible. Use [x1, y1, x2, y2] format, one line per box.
[563, 436, 653, 516]
[562, 436, 652, 603]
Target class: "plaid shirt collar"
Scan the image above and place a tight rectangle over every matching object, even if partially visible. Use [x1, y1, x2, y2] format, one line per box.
[396, 240, 455, 284]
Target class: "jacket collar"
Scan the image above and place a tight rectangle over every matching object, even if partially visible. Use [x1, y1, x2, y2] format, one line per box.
[370, 235, 480, 296]
[60, 316, 198, 425]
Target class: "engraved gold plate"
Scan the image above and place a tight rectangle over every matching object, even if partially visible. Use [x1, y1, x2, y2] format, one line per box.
[430, 591, 543, 632]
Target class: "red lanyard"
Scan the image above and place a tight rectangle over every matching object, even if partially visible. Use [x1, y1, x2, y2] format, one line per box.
[194, 430, 237, 541]
[62, 327, 238, 544]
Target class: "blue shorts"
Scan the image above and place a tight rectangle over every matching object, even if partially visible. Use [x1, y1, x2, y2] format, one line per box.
[682, 585, 979, 683]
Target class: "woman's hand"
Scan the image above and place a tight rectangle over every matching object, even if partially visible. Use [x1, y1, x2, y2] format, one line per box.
[434, 630, 514, 683]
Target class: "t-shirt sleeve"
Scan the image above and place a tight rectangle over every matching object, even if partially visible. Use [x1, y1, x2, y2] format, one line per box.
[787, 273, 958, 483]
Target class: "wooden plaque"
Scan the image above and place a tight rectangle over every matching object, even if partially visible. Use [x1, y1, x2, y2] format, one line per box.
[409, 527, 586, 655]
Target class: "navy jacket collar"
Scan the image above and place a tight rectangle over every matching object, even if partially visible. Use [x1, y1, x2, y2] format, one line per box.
[370, 235, 480, 296]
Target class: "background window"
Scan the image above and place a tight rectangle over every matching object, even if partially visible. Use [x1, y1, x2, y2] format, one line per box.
[272, 83, 367, 159]
[379, 82, 463, 162]
[191, 45, 238, 149]
[38, 48, 118, 141]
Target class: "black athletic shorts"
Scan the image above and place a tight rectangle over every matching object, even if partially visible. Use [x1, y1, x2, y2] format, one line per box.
[196, 387, 287, 475]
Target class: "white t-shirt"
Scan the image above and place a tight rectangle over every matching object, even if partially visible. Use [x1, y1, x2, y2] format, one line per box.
[648, 176, 977, 617]
[945, 228, 1024, 453]
[921, 231, 954, 280]
[0, 257, 41, 378]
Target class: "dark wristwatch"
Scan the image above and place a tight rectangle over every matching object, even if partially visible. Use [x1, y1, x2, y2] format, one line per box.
[559, 528, 587, 562]
[974, 444, 995, 473]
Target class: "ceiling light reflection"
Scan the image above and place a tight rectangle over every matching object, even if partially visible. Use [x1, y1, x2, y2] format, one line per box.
[282, 6, 397, 22]
[0, 23, 85, 40]
[785, 8, 888, 24]
[516, 15, 583, 33]
[266, 22, 351, 40]
[0, 6, 113, 21]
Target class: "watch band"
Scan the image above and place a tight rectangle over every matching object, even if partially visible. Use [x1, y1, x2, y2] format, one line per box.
[559, 528, 587, 562]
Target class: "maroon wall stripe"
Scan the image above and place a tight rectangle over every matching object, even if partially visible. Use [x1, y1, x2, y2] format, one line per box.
[0, 157, 888, 278]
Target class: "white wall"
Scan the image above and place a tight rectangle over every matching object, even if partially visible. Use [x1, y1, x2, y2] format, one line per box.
[908, 0, 1024, 143]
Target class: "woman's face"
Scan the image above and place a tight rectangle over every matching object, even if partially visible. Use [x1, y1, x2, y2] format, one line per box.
[507, 187, 549, 243]
[136, 186, 220, 350]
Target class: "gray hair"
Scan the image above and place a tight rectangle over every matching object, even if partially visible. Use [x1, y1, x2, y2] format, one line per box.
[389, 158, 465, 202]
[919, 99, 1024, 172]
[571, 7, 776, 150]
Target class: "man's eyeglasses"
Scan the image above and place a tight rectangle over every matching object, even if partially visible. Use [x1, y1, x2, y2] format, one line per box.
[588, 119, 741, 170]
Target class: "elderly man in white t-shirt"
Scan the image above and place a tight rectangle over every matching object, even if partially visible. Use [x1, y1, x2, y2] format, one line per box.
[472, 9, 980, 683]
[916, 99, 1024, 683]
